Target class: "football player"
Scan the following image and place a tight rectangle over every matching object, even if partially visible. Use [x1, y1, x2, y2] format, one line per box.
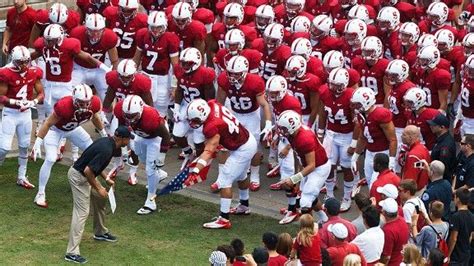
[76, 0, 119, 22]
[463, 33, 474, 58]
[184, 99, 258, 229]
[140, 0, 176, 12]
[376, 6, 401, 60]
[165, 0, 215, 34]
[380, 0, 415, 23]
[114, 95, 171, 215]
[0, 46, 44, 189]
[215, 0, 256, 25]
[168, 2, 207, 55]
[460, 55, 474, 136]
[290, 37, 325, 78]
[418, 2, 458, 40]
[216, 55, 272, 192]
[390, 22, 420, 61]
[252, 5, 275, 38]
[31, 84, 106, 208]
[274, 0, 313, 29]
[309, 15, 342, 59]
[341, 19, 367, 68]
[333, 5, 377, 38]
[321, 50, 360, 88]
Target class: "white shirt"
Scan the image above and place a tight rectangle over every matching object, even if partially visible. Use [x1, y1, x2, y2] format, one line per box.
[351, 226, 385, 263]
[402, 197, 428, 224]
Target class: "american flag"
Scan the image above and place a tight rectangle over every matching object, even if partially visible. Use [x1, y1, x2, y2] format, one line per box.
[158, 161, 211, 196]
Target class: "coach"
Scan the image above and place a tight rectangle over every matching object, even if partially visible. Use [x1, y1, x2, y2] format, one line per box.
[65, 126, 133, 264]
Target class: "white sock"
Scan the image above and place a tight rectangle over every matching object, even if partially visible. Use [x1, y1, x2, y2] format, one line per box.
[343, 180, 355, 200]
[218, 164, 224, 174]
[325, 177, 336, 198]
[38, 160, 55, 194]
[18, 147, 28, 179]
[316, 210, 328, 223]
[239, 188, 249, 201]
[147, 171, 158, 195]
[287, 197, 297, 205]
[250, 165, 259, 183]
[130, 165, 138, 175]
[220, 198, 232, 214]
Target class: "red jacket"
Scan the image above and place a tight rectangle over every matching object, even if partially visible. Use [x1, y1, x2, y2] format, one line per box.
[402, 141, 431, 190]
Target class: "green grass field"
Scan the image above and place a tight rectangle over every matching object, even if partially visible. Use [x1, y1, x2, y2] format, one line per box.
[0, 158, 297, 265]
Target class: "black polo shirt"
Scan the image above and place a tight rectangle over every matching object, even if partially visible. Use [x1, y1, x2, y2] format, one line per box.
[73, 137, 117, 177]
[431, 132, 457, 182]
[421, 179, 452, 221]
[455, 153, 474, 189]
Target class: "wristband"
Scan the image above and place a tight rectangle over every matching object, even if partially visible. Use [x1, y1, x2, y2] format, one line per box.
[33, 99, 39, 105]
[317, 128, 325, 138]
[197, 158, 207, 167]
[352, 153, 360, 162]
[350, 139, 357, 148]
[99, 128, 107, 137]
[289, 172, 304, 184]
[98, 63, 111, 72]
[191, 167, 200, 174]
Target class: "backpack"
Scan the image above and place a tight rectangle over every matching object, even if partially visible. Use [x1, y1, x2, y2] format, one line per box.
[429, 225, 449, 266]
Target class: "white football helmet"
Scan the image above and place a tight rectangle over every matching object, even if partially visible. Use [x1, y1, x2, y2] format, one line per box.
[311, 15, 333, 40]
[361, 36, 383, 64]
[118, 0, 139, 21]
[328, 67, 349, 96]
[117, 59, 137, 86]
[463, 33, 474, 57]
[43, 24, 64, 48]
[426, 2, 449, 27]
[344, 19, 367, 46]
[351, 86, 376, 112]
[403, 87, 426, 111]
[417, 34, 438, 51]
[264, 23, 285, 51]
[399, 22, 420, 46]
[182, 0, 199, 10]
[49, 3, 68, 25]
[122, 95, 144, 124]
[285, 0, 305, 19]
[187, 99, 211, 129]
[434, 29, 454, 53]
[172, 2, 193, 30]
[266, 75, 288, 102]
[73, 84, 93, 111]
[290, 16, 311, 33]
[225, 29, 245, 55]
[348, 4, 370, 24]
[377, 6, 400, 32]
[464, 55, 474, 79]
[226, 55, 249, 86]
[285, 55, 307, 81]
[277, 110, 302, 136]
[323, 50, 344, 73]
[85, 14, 106, 44]
[10, 45, 31, 73]
[468, 16, 474, 33]
[180, 47, 202, 73]
[291, 37, 312, 59]
[417, 45, 441, 70]
[223, 3, 244, 29]
[255, 5, 274, 31]
[340, 0, 357, 8]
[148, 11, 167, 38]
[385, 59, 409, 85]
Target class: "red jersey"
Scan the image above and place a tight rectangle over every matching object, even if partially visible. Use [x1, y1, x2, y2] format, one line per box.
[320, 68, 360, 88]
[286, 73, 321, 115]
[35, 9, 80, 35]
[54, 95, 101, 131]
[76, 0, 119, 19]
[135, 29, 180, 75]
[395, 2, 416, 22]
[418, 20, 459, 41]
[388, 80, 416, 128]
[319, 85, 355, 134]
[168, 20, 207, 50]
[406, 107, 440, 150]
[335, 19, 378, 37]
[352, 57, 390, 104]
[69, 26, 118, 69]
[105, 71, 151, 101]
[218, 72, 265, 114]
[252, 38, 291, 80]
[402, 141, 431, 189]
[271, 93, 302, 116]
[216, 2, 256, 25]
[341, 41, 361, 68]
[378, 29, 400, 59]
[175, 65, 215, 103]
[103, 6, 148, 59]
[412, 68, 451, 109]
[34, 37, 81, 82]
[382, 216, 410, 266]
[202, 100, 250, 151]
[370, 169, 401, 205]
[306, 56, 325, 77]
[288, 125, 329, 167]
[6, 6, 36, 50]
[274, 4, 314, 28]
[115, 101, 165, 139]
[357, 107, 393, 152]
[214, 48, 262, 73]
[442, 46, 465, 82]
[212, 23, 258, 50]
[460, 77, 474, 118]
[140, 0, 177, 12]
[0, 66, 43, 109]
[328, 242, 367, 266]
[390, 40, 417, 62]
[305, 0, 339, 16]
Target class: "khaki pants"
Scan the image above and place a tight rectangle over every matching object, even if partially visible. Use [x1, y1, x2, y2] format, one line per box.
[66, 167, 108, 255]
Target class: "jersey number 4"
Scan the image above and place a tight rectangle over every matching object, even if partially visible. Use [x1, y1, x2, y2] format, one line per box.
[222, 107, 240, 134]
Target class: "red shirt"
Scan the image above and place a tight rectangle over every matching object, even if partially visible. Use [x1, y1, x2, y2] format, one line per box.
[370, 169, 401, 204]
[168, 20, 207, 51]
[310, 34, 342, 60]
[288, 126, 328, 168]
[114, 101, 165, 139]
[140, 0, 177, 12]
[214, 48, 262, 73]
[402, 141, 431, 190]
[292, 233, 322, 266]
[54, 96, 101, 131]
[382, 216, 410, 266]
[175, 65, 215, 103]
[35, 9, 80, 35]
[272, 93, 302, 116]
[357, 107, 393, 152]
[268, 255, 287, 266]
[6, 6, 36, 50]
[412, 67, 451, 110]
[212, 23, 257, 50]
[351, 57, 390, 105]
[406, 107, 440, 150]
[0, 65, 43, 109]
[218, 73, 265, 114]
[318, 216, 358, 248]
[76, 0, 119, 19]
[135, 29, 180, 75]
[327, 241, 367, 266]
[319, 86, 355, 134]
[286, 73, 321, 115]
[388, 80, 416, 128]
[252, 38, 291, 81]
[69, 26, 118, 68]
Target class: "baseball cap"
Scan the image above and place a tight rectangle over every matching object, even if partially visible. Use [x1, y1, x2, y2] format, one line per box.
[379, 198, 399, 213]
[209, 251, 227, 266]
[376, 184, 399, 199]
[252, 247, 269, 264]
[114, 125, 134, 139]
[427, 114, 450, 127]
[328, 223, 348, 239]
[323, 197, 341, 215]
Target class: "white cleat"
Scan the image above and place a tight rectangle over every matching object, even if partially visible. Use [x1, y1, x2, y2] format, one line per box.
[340, 198, 352, 212]
[279, 211, 300, 225]
[34, 192, 48, 208]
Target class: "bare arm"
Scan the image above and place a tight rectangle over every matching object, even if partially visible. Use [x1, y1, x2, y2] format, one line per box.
[308, 91, 320, 127]
[91, 112, 105, 131]
[193, 134, 220, 171]
[102, 88, 115, 111]
[83, 166, 107, 193]
[216, 86, 227, 104]
[194, 39, 206, 65]
[2, 27, 11, 55]
[107, 47, 119, 69]
[438, 89, 448, 112]
[33, 79, 45, 103]
[256, 93, 272, 122]
[28, 24, 41, 48]
[380, 121, 397, 157]
[141, 91, 154, 106]
[157, 123, 171, 148]
[37, 112, 61, 139]
[203, 83, 215, 100]
[132, 49, 142, 67]
[300, 151, 316, 176]
[448, 230, 459, 259]
[0, 81, 8, 96]
[174, 83, 184, 104]
[205, 35, 218, 67]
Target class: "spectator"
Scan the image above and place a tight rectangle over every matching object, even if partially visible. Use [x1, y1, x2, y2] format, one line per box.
[428, 114, 457, 182]
[427, 248, 446, 266]
[379, 198, 410, 265]
[319, 198, 358, 248]
[369, 153, 401, 204]
[252, 247, 269, 265]
[209, 250, 228, 266]
[290, 214, 322, 265]
[3, 0, 36, 54]
[448, 188, 474, 265]
[217, 245, 235, 265]
[373, 184, 404, 218]
[262, 232, 287, 266]
[420, 160, 452, 221]
[411, 201, 449, 258]
[343, 254, 362, 266]
[351, 193, 372, 234]
[399, 179, 430, 235]
[454, 134, 474, 189]
[401, 244, 424, 266]
[400, 125, 431, 190]
[326, 223, 367, 266]
[351, 206, 385, 264]
[231, 238, 246, 264]
[276, 233, 292, 258]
